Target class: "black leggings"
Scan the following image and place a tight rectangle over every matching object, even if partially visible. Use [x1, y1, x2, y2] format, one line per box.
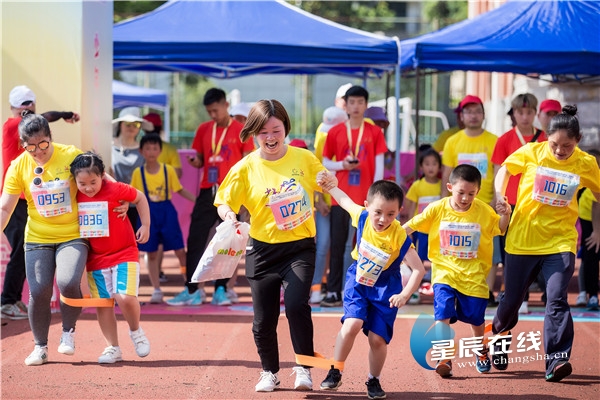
[246, 237, 315, 373]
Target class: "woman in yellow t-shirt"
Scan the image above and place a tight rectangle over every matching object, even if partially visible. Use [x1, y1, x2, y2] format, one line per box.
[493, 105, 600, 383]
[215, 100, 326, 393]
[0, 114, 86, 366]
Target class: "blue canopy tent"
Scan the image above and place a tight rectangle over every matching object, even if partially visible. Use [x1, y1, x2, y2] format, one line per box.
[113, 0, 400, 79]
[399, 0, 600, 80]
[112, 80, 171, 139]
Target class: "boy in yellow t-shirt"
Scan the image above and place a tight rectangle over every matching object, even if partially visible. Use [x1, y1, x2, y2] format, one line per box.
[404, 164, 511, 378]
[316, 172, 425, 399]
[130, 134, 195, 303]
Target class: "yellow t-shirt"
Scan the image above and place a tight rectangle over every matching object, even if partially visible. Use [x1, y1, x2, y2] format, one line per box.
[214, 146, 325, 244]
[504, 142, 600, 255]
[347, 202, 411, 272]
[157, 141, 182, 170]
[405, 178, 442, 216]
[578, 188, 596, 222]
[130, 163, 182, 202]
[442, 130, 498, 203]
[433, 126, 461, 153]
[3, 143, 82, 243]
[314, 123, 332, 205]
[407, 197, 501, 298]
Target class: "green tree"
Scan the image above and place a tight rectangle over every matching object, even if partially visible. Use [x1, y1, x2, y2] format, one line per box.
[114, 1, 166, 23]
[423, 1, 467, 30]
[292, 1, 395, 32]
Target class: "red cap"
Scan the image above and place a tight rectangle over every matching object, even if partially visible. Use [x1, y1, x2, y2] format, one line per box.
[457, 95, 484, 112]
[289, 138, 308, 149]
[143, 113, 163, 128]
[539, 99, 562, 114]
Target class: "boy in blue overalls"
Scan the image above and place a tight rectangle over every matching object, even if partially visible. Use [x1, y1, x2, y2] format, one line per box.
[131, 134, 196, 303]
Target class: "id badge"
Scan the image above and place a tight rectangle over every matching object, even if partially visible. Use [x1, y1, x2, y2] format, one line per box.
[348, 169, 361, 186]
[207, 166, 219, 183]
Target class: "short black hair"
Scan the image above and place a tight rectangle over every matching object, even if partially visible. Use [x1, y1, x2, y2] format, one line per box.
[203, 88, 227, 106]
[418, 147, 441, 167]
[449, 164, 481, 187]
[139, 133, 162, 150]
[344, 85, 369, 103]
[70, 151, 105, 177]
[367, 180, 404, 208]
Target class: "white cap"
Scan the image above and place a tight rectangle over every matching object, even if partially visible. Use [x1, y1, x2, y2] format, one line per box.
[321, 106, 348, 133]
[112, 107, 154, 132]
[335, 83, 353, 99]
[230, 102, 251, 118]
[9, 85, 36, 108]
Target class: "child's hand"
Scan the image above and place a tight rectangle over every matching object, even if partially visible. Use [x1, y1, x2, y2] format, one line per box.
[389, 292, 409, 308]
[317, 170, 338, 192]
[495, 196, 511, 216]
[136, 225, 150, 244]
[113, 201, 129, 219]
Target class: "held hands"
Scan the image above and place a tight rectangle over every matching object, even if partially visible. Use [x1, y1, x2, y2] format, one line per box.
[495, 196, 512, 216]
[389, 292, 409, 308]
[136, 225, 150, 244]
[113, 201, 129, 220]
[316, 171, 338, 193]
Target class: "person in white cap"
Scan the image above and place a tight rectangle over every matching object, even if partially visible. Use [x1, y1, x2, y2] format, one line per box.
[110, 106, 154, 229]
[230, 102, 251, 125]
[1, 85, 79, 321]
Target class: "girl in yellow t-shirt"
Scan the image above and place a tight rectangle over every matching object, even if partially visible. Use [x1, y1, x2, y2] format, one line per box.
[215, 100, 326, 393]
[1, 114, 86, 366]
[493, 105, 600, 383]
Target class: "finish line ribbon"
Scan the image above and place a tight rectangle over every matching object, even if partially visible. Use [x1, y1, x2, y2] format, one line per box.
[60, 294, 115, 308]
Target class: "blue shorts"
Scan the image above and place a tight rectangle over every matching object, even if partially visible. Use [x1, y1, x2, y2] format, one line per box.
[342, 262, 402, 344]
[433, 283, 487, 326]
[138, 200, 185, 253]
[87, 262, 140, 298]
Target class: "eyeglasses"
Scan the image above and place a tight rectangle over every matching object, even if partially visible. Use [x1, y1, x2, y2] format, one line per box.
[23, 140, 50, 153]
[33, 166, 44, 186]
[123, 121, 142, 129]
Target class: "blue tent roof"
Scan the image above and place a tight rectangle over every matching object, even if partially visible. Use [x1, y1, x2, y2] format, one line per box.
[112, 80, 168, 109]
[113, 0, 399, 79]
[400, 0, 600, 77]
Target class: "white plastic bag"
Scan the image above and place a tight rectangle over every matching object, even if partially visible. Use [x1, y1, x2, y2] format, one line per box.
[191, 220, 250, 283]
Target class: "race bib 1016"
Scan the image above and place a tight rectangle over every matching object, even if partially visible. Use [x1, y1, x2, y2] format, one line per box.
[532, 166, 579, 207]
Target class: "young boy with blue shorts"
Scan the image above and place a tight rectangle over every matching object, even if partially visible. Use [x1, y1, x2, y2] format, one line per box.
[131, 134, 196, 303]
[403, 164, 511, 377]
[317, 172, 425, 399]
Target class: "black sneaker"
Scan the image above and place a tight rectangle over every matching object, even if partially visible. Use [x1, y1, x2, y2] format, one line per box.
[366, 377, 386, 399]
[320, 367, 342, 390]
[320, 293, 342, 307]
[491, 331, 511, 371]
[545, 361, 572, 382]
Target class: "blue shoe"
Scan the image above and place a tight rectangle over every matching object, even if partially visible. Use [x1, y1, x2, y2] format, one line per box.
[476, 349, 491, 374]
[166, 288, 193, 306]
[189, 289, 206, 306]
[211, 287, 231, 306]
[587, 296, 599, 311]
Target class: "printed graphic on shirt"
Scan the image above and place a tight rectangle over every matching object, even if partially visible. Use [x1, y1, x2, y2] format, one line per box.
[30, 179, 72, 217]
[458, 153, 488, 178]
[439, 221, 481, 259]
[355, 239, 391, 287]
[78, 201, 109, 237]
[267, 178, 312, 231]
[418, 195, 441, 214]
[533, 166, 580, 207]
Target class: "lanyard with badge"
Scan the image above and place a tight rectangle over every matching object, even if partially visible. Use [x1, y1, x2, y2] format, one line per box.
[346, 121, 364, 186]
[207, 119, 230, 186]
[515, 127, 543, 146]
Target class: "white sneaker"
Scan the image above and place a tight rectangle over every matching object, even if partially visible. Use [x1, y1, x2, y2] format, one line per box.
[309, 290, 324, 304]
[518, 301, 529, 314]
[575, 291, 588, 307]
[150, 289, 163, 304]
[129, 327, 150, 357]
[226, 288, 240, 303]
[98, 346, 123, 364]
[292, 366, 313, 391]
[25, 345, 48, 366]
[408, 291, 421, 305]
[58, 328, 75, 355]
[255, 371, 280, 392]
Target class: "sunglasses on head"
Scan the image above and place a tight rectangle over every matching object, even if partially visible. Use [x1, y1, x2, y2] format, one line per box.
[123, 121, 142, 129]
[23, 140, 50, 153]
